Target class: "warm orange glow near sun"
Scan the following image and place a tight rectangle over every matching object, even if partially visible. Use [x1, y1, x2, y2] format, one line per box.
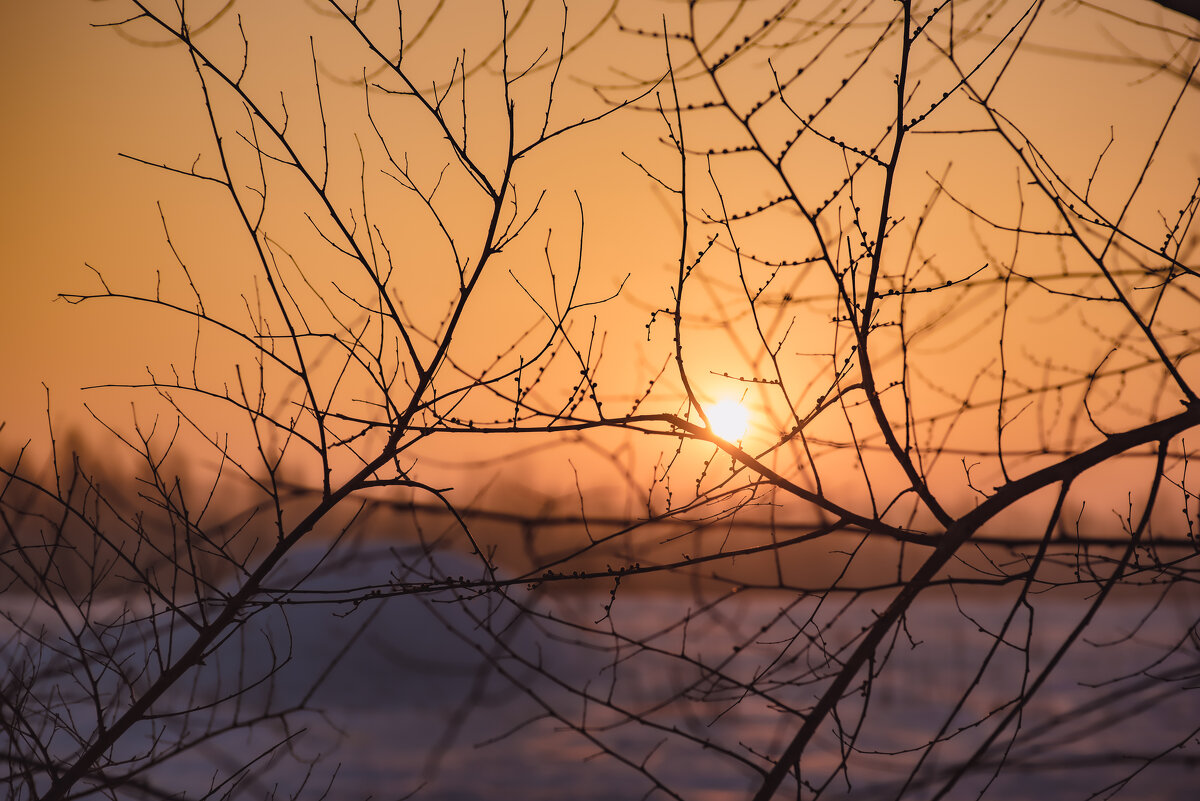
[707, 399, 749, 442]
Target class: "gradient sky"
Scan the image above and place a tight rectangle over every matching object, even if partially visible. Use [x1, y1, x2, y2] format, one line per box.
[2, 2, 1197, 517]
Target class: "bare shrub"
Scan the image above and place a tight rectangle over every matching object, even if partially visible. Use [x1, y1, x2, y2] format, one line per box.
[3, 2, 1199, 800]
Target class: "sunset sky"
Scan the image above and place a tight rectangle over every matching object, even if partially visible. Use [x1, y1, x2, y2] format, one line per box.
[2, 1, 1197, 515]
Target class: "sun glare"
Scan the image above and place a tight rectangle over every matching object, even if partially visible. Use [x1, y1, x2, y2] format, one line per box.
[707, 399, 750, 442]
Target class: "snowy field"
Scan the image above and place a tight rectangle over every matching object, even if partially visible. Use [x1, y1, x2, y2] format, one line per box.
[6, 543, 1199, 800]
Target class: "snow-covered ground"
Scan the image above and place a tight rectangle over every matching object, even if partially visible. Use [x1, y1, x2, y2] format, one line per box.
[6, 543, 1198, 800]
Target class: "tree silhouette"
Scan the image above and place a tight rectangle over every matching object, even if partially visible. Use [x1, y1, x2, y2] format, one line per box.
[3, 2, 1199, 800]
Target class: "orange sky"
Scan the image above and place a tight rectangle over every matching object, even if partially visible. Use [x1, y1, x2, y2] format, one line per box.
[2, 1, 1197, 525]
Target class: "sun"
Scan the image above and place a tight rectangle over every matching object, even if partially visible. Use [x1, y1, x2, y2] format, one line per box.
[706, 399, 750, 442]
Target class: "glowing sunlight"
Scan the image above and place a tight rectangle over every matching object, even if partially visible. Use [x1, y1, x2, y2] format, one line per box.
[707, 399, 749, 442]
